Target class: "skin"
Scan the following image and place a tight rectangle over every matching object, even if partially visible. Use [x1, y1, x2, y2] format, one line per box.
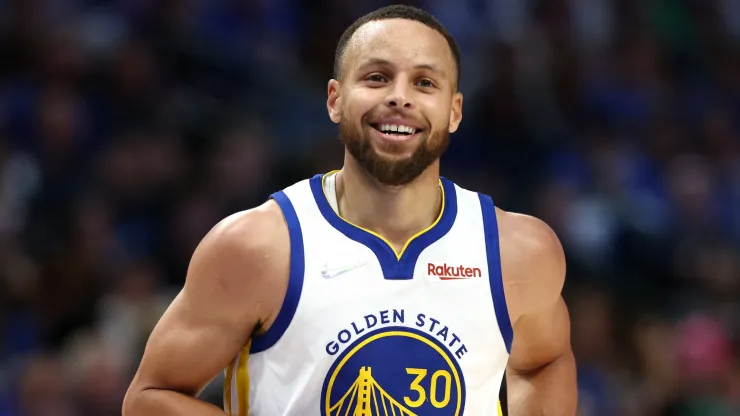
[123, 18, 577, 416]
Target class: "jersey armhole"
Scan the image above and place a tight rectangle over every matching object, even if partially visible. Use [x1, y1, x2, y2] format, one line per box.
[478, 193, 513, 353]
[250, 190, 305, 354]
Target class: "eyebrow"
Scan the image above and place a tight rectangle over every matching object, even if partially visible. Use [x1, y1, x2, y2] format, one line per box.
[357, 58, 446, 78]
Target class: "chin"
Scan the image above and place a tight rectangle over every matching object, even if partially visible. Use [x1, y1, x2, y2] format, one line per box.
[369, 141, 419, 160]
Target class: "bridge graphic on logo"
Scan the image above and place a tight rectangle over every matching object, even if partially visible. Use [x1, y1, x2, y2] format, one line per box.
[328, 366, 417, 416]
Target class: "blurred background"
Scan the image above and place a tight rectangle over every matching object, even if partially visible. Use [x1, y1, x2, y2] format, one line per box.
[0, 0, 738, 415]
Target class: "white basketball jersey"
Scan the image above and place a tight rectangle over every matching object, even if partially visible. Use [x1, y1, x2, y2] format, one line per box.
[223, 172, 512, 416]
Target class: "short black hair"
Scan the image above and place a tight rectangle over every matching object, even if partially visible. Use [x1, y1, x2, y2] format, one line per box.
[333, 4, 461, 86]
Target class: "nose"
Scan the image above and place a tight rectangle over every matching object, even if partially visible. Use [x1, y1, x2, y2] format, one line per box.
[385, 79, 414, 109]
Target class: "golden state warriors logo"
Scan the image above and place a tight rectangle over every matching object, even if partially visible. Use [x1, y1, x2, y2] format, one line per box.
[321, 310, 467, 416]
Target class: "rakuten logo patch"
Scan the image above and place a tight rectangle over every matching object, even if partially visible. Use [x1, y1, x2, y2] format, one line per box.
[427, 263, 482, 280]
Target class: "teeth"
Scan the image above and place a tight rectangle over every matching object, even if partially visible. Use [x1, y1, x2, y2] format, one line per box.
[379, 124, 416, 135]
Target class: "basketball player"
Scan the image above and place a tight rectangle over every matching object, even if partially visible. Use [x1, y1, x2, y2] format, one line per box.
[123, 5, 577, 415]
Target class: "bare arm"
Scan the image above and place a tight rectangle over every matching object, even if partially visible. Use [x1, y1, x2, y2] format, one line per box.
[123, 201, 289, 415]
[507, 299, 576, 415]
[500, 212, 577, 415]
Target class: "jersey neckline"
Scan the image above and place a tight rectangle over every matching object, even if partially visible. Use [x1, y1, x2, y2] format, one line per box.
[308, 171, 458, 279]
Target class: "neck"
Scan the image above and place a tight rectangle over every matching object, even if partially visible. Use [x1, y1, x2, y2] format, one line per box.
[335, 154, 442, 251]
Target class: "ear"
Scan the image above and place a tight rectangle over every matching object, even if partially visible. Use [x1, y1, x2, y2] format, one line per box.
[448, 91, 463, 133]
[327, 79, 342, 124]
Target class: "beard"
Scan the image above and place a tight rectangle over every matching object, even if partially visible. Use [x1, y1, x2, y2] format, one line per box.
[339, 119, 450, 186]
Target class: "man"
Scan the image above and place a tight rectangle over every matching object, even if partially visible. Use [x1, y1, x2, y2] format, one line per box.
[123, 4, 577, 415]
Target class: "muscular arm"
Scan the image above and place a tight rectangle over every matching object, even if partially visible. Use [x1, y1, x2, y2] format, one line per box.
[123, 202, 289, 415]
[499, 212, 577, 416]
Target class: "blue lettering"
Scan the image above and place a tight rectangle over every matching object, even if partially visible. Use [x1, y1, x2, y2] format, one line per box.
[328, 310, 467, 359]
[338, 330, 351, 344]
[449, 333, 461, 348]
[380, 310, 390, 324]
[326, 341, 339, 355]
[351, 321, 365, 336]
[364, 314, 378, 329]
[436, 326, 449, 341]
[455, 344, 468, 359]
[393, 309, 405, 323]
[429, 317, 440, 332]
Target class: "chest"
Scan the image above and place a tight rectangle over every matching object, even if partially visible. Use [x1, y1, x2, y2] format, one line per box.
[295, 225, 498, 354]
[286, 239, 505, 415]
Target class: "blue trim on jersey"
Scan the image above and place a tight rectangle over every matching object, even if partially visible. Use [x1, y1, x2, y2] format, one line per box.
[309, 173, 458, 280]
[250, 190, 305, 354]
[479, 193, 513, 353]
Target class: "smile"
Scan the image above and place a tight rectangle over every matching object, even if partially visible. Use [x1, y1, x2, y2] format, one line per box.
[369, 123, 423, 141]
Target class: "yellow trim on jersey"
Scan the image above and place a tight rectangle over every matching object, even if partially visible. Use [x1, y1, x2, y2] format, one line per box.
[236, 343, 250, 416]
[321, 170, 445, 260]
[224, 341, 251, 416]
[498, 400, 504, 415]
[224, 361, 234, 414]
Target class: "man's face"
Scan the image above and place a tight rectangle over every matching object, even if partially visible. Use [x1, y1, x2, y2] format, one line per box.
[327, 19, 463, 186]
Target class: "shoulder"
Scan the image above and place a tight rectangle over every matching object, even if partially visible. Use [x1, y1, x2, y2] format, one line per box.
[191, 199, 288, 272]
[495, 208, 566, 321]
[184, 199, 290, 324]
[495, 208, 565, 273]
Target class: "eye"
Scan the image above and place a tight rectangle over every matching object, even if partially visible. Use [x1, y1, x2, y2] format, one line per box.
[366, 74, 388, 83]
[416, 78, 435, 88]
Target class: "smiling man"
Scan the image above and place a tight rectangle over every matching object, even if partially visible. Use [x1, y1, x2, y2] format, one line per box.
[123, 5, 577, 416]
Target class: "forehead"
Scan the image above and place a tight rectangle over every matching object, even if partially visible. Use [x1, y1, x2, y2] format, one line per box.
[344, 19, 454, 74]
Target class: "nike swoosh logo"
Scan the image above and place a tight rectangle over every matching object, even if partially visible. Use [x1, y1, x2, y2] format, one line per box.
[321, 261, 369, 279]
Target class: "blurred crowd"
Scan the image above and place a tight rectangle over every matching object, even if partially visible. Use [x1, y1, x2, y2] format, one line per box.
[0, 0, 739, 415]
